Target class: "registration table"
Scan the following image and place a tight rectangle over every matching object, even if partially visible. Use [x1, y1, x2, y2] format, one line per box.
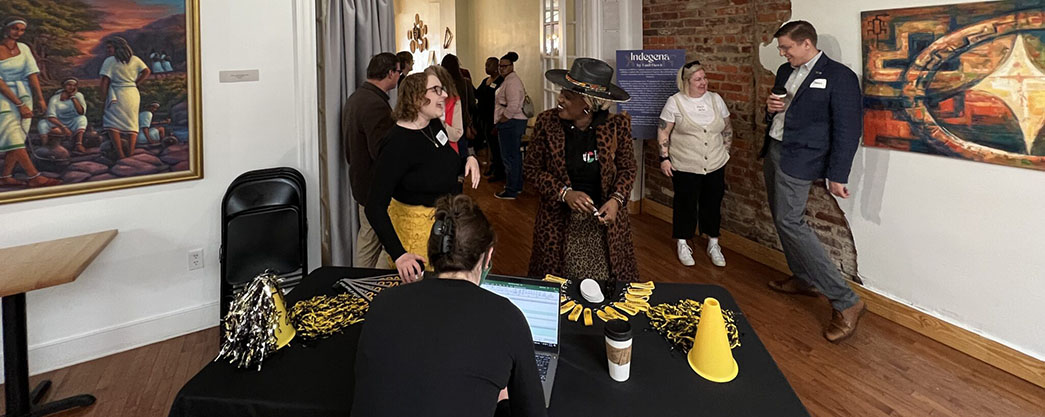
[170, 267, 808, 416]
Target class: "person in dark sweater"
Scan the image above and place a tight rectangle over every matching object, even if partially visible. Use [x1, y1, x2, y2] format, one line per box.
[342, 52, 400, 268]
[366, 70, 480, 282]
[475, 57, 505, 182]
[352, 194, 547, 417]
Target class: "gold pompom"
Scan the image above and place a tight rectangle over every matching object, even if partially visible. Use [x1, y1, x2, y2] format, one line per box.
[647, 299, 741, 352]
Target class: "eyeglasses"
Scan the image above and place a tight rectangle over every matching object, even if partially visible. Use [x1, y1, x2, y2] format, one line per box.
[683, 60, 701, 69]
[427, 85, 446, 95]
[498, 63, 512, 68]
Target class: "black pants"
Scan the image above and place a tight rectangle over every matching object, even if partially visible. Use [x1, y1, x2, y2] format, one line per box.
[481, 119, 505, 178]
[671, 166, 726, 239]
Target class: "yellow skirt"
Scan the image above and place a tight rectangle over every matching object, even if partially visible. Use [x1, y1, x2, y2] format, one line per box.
[386, 199, 436, 270]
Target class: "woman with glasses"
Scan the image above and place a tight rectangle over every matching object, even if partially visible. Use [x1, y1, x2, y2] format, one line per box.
[366, 69, 481, 282]
[427, 64, 480, 194]
[657, 60, 733, 268]
[492, 51, 527, 200]
[524, 58, 639, 287]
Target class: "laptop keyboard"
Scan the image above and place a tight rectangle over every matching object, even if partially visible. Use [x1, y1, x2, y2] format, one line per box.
[535, 353, 552, 381]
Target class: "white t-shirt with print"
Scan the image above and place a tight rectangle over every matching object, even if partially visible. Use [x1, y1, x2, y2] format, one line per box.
[659, 92, 730, 126]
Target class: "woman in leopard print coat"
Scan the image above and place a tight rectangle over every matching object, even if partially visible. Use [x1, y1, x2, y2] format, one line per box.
[523, 58, 639, 284]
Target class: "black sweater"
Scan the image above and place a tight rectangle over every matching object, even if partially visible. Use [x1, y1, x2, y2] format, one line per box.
[351, 278, 547, 417]
[366, 120, 462, 260]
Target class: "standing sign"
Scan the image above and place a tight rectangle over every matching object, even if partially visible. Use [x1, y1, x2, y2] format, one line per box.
[615, 50, 686, 139]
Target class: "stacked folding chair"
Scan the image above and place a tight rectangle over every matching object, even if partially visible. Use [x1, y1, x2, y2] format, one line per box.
[219, 168, 308, 328]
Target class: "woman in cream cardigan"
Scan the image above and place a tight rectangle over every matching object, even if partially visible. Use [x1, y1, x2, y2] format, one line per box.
[657, 60, 733, 268]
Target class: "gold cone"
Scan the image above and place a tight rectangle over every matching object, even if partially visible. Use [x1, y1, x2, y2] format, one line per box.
[272, 287, 296, 349]
[687, 297, 738, 383]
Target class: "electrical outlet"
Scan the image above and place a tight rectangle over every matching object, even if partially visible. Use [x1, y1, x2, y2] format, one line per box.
[188, 248, 204, 270]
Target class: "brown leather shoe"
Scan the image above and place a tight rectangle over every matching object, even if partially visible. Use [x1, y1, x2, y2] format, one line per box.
[767, 277, 819, 297]
[824, 300, 866, 343]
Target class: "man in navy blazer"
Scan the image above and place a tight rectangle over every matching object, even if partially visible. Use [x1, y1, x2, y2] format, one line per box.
[761, 21, 865, 343]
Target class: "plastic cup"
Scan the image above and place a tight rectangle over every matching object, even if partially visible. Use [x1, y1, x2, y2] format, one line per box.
[604, 319, 632, 382]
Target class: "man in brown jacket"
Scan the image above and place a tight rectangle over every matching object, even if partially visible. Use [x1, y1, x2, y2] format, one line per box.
[342, 52, 400, 267]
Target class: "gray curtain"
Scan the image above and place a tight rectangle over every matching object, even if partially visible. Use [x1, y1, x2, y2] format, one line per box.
[321, 0, 396, 266]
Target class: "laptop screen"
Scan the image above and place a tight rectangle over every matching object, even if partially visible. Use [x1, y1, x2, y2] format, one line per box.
[481, 277, 560, 349]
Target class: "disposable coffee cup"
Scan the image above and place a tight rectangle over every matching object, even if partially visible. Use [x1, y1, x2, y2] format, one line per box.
[604, 319, 632, 382]
[770, 86, 787, 100]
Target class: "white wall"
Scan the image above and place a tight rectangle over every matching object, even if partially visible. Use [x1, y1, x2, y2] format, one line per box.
[760, 0, 1045, 360]
[394, 0, 456, 73]
[456, 0, 543, 113]
[0, 0, 320, 376]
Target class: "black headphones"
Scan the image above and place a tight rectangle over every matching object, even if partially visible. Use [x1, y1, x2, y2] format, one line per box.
[431, 217, 455, 254]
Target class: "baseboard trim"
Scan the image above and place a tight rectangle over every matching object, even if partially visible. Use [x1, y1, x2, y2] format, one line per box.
[640, 198, 1045, 389]
[6, 301, 219, 382]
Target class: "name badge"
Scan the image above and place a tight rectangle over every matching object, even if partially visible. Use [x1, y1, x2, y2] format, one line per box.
[810, 78, 827, 89]
[436, 129, 448, 146]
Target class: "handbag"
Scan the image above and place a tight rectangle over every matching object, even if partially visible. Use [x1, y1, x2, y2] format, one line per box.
[522, 93, 535, 118]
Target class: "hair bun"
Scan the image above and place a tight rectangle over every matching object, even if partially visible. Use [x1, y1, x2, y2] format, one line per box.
[503, 52, 519, 62]
[428, 195, 495, 274]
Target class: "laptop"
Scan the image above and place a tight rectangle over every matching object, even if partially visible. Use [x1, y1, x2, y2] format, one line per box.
[480, 275, 561, 407]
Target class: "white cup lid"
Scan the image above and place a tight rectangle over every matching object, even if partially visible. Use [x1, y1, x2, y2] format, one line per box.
[579, 279, 605, 303]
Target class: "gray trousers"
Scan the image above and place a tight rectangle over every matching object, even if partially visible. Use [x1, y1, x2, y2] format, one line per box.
[763, 140, 860, 311]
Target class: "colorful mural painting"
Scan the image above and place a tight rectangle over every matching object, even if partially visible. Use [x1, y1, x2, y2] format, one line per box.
[862, 0, 1045, 171]
[0, 0, 200, 204]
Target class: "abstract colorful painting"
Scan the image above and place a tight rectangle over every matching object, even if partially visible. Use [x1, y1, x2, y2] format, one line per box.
[862, 0, 1045, 171]
[0, 0, 200, 204]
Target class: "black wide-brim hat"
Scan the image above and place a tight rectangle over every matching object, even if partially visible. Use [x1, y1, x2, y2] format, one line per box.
[545, 58, 630, 102]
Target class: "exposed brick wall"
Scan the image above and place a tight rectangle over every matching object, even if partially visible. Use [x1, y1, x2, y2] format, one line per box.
[641, 0, 860, 282]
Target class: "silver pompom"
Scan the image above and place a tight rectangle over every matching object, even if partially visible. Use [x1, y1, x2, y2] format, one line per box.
[215, 271, 285, 370]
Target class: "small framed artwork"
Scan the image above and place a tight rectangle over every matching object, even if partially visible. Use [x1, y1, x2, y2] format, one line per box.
[0, 0, 202, 204]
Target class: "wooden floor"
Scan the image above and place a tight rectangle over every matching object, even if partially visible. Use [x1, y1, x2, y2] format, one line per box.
[16, 179, 1045, 417]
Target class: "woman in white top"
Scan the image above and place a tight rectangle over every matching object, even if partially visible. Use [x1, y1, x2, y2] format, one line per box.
[100, 36, 151, 159]
[0, 17, 60, 188]
[657, 61, 733, 268]
[137, 102, 168, 145]
[37, 78, 88, 152]
[161, 51, 174, 73]
[149, 50, 164, 74]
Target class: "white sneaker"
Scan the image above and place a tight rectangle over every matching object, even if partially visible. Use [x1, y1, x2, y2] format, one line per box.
[707, 243, 726, 267]
[677, 240, 695, 266]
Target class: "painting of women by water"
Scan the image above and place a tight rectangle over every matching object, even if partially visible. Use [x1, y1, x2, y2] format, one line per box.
[862, 0, 1045, 171]
[0, 0, 201, 204]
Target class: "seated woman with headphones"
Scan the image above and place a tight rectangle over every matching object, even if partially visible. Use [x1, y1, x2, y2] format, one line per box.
[352, 194, 547, 417]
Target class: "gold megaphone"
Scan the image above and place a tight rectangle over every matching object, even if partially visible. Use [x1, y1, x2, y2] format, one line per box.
[687, 297, 738, 383]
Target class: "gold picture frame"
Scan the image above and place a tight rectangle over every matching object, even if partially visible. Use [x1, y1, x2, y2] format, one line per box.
[0, 0, 203, 204]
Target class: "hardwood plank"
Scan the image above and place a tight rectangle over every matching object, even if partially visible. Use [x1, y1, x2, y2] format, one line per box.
[643, 197, 1045, 390]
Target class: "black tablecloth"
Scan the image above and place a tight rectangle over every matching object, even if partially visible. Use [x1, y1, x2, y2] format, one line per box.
[170, 267, 808, 417]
